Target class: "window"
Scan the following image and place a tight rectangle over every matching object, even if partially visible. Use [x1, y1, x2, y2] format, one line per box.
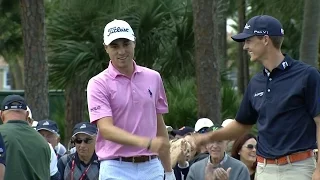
[3, 69, 11, 90]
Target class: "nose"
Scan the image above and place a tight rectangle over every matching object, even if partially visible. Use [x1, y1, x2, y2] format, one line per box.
[117, 46, 125, 55]
[243, 42, 248, 50]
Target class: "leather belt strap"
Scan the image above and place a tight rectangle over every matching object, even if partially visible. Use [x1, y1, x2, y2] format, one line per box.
[257, 150, 314, 165]
[112, 155, 158, 163]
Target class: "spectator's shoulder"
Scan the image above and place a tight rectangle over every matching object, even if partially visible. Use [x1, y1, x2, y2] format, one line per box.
[189, 156, 208, 169]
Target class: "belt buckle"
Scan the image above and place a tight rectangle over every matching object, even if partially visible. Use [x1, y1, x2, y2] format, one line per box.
[132, 157, 136, 163]
[275, 158, 279, 165]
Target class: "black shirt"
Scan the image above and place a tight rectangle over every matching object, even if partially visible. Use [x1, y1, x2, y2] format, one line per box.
[236, 54, 320, 158]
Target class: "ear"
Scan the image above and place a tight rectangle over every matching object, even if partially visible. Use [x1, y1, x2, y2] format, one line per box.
[104, 44, 109, 54]
[0, 111, 4, 123]
[264, 35, 269, 46]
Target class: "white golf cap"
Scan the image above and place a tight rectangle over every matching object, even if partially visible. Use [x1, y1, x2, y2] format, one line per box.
[221, 119, 234, 127]
[103, 19, 135, 45]
[194, 118, 214, 132]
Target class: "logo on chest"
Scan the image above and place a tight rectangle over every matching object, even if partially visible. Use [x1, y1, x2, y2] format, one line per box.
[254, 91, 264, 97]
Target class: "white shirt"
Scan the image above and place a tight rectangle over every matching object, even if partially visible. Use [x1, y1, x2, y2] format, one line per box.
[48, 143, 58, 176]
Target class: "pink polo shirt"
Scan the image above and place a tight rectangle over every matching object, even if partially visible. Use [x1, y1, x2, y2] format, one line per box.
[87, 61, 168, 160]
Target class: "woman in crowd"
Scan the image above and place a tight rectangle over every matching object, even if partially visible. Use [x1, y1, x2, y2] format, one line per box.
[231, 133, 257, 180]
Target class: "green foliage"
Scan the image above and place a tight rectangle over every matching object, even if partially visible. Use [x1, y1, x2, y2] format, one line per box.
[164, 77, 197, 128]
[164, 74, 241, 129]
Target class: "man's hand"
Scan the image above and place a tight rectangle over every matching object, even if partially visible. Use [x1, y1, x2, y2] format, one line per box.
[213, 168, 231, 180]
[149, 137, 170, 155]
[205, 162, 216, 180]
[177, 139, 188, 166]
[313, 167, 320, 180]
[187, 133, 209, 152]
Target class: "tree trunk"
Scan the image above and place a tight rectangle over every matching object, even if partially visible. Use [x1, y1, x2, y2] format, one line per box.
[8, 56, 24, 90]
[64, 79, 86, 144]
[20, 0, 49, 120]
[299, 0, 320, 67]
[237, 0, 249, 95]
[217, 0, 228, 71]
[192, 0, 221, 124]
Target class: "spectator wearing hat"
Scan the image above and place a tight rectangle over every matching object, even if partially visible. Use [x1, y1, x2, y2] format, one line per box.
[0, 95, 50, 179]
[36, 119, 63, 159]
[187, 125, 250, 180]
[58, 122, 99, 180]
[27, 106, 60, 180]
[171, 126, 195, 139]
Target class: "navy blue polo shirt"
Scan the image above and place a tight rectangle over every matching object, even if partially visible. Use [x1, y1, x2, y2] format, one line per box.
[236, 54, 320, 159]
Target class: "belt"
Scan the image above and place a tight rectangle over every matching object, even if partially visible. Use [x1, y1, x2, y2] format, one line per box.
[257, 150, 314, 165]
[112, 155, 158, 163]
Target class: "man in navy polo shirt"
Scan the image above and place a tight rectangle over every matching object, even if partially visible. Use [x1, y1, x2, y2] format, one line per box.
[190, 15, 320, 180]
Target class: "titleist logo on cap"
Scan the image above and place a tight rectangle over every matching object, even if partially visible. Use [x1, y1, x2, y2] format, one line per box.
[107, 27, 129, 36]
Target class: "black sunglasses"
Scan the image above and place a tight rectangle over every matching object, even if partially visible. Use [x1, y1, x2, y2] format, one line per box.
[245, 144, 256, 149]
[74, 138, 93, 144]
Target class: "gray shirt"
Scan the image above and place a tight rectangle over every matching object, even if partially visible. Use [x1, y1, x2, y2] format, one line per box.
[186, 155, 250, 180]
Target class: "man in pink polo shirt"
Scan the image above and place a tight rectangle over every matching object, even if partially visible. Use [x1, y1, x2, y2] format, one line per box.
[87, 19, 175, 180]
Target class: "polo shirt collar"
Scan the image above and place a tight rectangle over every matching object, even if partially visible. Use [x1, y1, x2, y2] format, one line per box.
[6, 120, 29, 125]
[75, 151, 99, 166]
[108, 60, 142, 79]
[263, 54, 293, 76]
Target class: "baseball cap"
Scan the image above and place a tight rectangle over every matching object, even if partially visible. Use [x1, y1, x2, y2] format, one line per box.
[194, 118, 214, 132]
[103, 19, 135, 45]
[72, 122, 97, 137]
[221, 119, 234, 127]
[36, 119, 59, 134]
[205, 125, 223, 133]
[231, 15, 284, 42]
[1, 95, 27, 111]
[172, 126, 195, 136]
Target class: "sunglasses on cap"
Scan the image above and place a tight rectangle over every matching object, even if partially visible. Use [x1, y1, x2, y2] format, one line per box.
[198, 127, 209, 134]
[74, 138, 93, 144]
[245, 144, 256, 149]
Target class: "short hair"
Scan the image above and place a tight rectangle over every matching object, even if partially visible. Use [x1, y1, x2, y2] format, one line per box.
[257, 36, 284, 49]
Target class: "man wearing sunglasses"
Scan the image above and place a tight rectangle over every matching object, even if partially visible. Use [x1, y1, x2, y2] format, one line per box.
[58, 122, 99, 180]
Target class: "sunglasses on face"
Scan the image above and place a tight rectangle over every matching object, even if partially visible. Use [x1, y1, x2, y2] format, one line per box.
[74, 138, 93, 144]
[245, 144, 256, 149]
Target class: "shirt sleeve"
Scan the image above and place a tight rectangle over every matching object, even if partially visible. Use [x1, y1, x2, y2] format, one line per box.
[49, 143, 58, 176]
[87, 78, 113, 123]
[304, 67, 320, 118]
[235, 83, 258, 125]
[156, 73, 169, 114]
[0, 133, 6, 166]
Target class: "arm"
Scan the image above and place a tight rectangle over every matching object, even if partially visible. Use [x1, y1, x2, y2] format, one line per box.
[199, 81, 257, 145]
[204, 121, 252, 144]
[87, 79, 150, 148]
[156, 114, 171, 172]
[0, 164, 4, 180]
[314, 116, 320, 165]
[97, 117, 150, 148]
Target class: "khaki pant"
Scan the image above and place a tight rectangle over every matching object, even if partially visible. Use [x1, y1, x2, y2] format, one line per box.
[256, 157, 316, 180]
